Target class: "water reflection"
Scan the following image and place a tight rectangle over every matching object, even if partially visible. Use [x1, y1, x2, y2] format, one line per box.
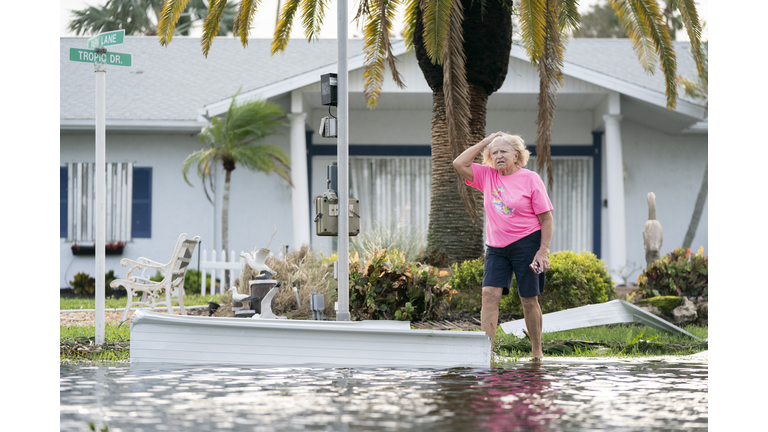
[61, 359, 707, 432]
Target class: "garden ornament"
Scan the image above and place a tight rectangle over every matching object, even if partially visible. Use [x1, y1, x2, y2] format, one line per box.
[228, 286, 261, 308]
[241, 248, 273, 274]
[643, 192, 663, 267]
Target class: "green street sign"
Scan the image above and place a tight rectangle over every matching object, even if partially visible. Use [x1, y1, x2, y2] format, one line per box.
[87, 30, 125, 49]
[69, 48, 133, 67]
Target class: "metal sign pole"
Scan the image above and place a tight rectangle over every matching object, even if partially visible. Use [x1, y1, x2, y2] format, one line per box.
[336, 0, 350, 321]
[94, 53, 107, 345]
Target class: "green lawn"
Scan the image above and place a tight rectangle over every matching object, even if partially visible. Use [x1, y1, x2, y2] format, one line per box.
[60, 293, 230, 310]
[494, 323, 708, 359]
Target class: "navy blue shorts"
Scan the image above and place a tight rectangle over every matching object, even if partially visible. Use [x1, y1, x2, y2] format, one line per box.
[483, 230, 546, 298]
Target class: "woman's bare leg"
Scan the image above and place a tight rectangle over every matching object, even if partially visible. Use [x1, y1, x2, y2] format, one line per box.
[520, 296, 544, 358]
[481, 286, 504, 346]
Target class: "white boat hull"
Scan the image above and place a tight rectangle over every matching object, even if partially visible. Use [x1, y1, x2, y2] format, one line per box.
[130, 310, 491, 367]
[499, 299, 700, 340]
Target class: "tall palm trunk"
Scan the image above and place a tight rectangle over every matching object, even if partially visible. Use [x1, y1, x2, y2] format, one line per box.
[415, 0, 512, 265]
[682, 162, 707, 249]
[426, 90, 485, 264]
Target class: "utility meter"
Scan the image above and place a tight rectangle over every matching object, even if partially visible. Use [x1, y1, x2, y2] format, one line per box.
[314, 195, 360, 236]
[314, 164, 360, 236]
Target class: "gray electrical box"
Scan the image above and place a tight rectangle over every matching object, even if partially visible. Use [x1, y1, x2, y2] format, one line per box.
[314, 196, 360, 236]
[321, 73, 338, 106]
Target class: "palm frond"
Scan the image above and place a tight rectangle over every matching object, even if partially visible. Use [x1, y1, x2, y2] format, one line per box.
[354, 0, 372, 20]
[234, 0, 262, 46]
[201, 0, 229, 57]
[382, 0, 406, 89]
[231, 145, 293, 186]
[518, 0, 547, 64]
[182, 148, 219, 203]
[272, 0, 302, 54]
[363, 0, 406, 108]
[422, 0, 454, 65]
[440, 0, 475, 220]
[628, 0, 677, 109]
[610, 0, 656, 73]
[534, 0, 564, 191]
[301, 0, 331, 42]
[363, 7, 386, 108]
[558, 0, 580, 33]
[402, 0, 419, 52]
[675, 0, 703, 77]
[158, 0, 191, 45]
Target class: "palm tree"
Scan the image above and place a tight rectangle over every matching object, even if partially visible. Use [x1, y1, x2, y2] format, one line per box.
[574, 0, 627, 38]
[68, 0, 236, 36]
[158, 0, 703, 265]
[182, 94, 291, 284]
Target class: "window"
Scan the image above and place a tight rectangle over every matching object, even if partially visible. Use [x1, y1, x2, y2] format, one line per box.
[349, 156, 432, 245]
[60, 163, 152, 240]
[528, 155, 593, 253]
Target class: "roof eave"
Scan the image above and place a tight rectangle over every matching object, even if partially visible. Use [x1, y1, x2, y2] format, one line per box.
[201, 40, 410, 118]
[61, 119, 210, 133]
[509, 44, 707, 120]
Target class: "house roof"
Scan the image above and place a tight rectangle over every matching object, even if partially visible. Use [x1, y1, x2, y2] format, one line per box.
[60, 36, 705, 131]
[60, 37, 364, 131]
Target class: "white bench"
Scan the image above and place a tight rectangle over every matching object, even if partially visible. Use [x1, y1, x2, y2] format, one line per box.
[111, 233, 201, 322]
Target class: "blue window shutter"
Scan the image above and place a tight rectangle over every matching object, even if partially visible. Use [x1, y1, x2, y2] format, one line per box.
[61, 166, 67, 238]
[132, 167, 152, 238]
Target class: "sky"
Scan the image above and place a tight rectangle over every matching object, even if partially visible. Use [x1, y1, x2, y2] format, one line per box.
[60, 0, 709, 41]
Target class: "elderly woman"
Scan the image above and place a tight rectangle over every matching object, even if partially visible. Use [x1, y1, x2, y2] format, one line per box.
[453, 131, 554, 361]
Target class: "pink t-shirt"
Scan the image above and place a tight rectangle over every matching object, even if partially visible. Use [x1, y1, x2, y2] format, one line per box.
[465, 163, 554, 248]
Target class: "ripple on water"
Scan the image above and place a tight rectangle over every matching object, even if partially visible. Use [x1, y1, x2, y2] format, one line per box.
[61, 360, 707, 432]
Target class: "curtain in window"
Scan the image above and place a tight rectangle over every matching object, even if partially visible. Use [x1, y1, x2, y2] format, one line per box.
[528, 156, 593, 253]
[66, 162, 134, 242]
[349, 157, 431, 246]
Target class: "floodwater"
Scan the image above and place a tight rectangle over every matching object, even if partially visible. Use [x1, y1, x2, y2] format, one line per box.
[60, 358, 707, 432]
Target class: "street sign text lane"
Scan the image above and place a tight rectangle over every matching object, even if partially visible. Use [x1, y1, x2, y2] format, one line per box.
[87, 30, 125, 49]
[69, 48, 132, 67]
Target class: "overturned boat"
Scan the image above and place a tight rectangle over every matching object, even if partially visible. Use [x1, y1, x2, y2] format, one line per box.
[129, 310, 491, 367]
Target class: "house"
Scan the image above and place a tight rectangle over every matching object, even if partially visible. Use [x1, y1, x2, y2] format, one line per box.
[60, 36, 707, 289]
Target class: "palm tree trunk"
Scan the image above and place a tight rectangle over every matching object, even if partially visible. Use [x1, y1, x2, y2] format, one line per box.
[222, 168, 232, 288]
[682, 162, 707, 249]
[426, 89, 484, 265]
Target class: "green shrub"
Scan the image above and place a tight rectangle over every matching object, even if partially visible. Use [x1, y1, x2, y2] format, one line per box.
[637, 247, 708, 300]
[348, 248, 452, 321]
[181, 269, 220, 293]
[448, 256, 485, 312]
[636, 296, 682, 314]
[69, 271, 123, 296]
[148, 269, 220, 294]
[500, 250, 615, 315]
[70, 272, 95, 296]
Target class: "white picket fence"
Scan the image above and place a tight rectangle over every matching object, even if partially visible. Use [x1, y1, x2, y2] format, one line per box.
[199, 249, 245, 295]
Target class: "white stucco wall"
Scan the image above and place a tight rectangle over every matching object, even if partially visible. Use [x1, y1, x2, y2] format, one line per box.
[60, 129, 293, 289]
[609, 119, 708, 284]
[486, 110, 595, 145]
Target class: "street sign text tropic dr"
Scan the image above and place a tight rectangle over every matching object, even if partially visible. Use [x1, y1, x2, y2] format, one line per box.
[69, 48, 132, 67]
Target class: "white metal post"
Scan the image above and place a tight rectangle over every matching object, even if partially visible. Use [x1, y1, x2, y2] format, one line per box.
[336, 0, 350, 321]
[95, 58, 107, 345]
